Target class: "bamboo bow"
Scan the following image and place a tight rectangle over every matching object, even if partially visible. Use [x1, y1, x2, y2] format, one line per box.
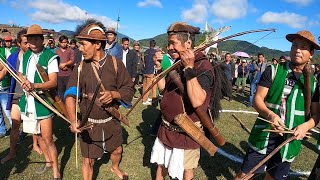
[0, 55, 71, 124]
[126, 28, 276, 116]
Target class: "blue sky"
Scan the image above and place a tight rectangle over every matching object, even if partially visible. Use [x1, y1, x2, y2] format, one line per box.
[0, 0, 319, 51]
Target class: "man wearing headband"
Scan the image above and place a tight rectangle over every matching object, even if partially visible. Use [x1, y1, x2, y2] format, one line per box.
[65, 19, 133, 180]
[150, 22, 214, 180]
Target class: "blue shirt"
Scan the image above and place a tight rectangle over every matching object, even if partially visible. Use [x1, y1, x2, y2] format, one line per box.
[223, 63, 232, 80]
[143, 48, 157, 74]
[105, 41, 123, 61]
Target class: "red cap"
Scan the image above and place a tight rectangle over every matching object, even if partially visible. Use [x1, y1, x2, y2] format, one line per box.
[4, 36, 12, 41]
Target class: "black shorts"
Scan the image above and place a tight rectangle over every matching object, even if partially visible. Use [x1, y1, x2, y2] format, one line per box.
[241, 136, 291, 180]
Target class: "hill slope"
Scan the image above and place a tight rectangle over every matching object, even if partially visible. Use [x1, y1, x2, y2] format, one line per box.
[138, 33, 289, 60]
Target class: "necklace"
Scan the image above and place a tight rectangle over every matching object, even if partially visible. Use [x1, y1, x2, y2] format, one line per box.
[93, 52, 108, 68]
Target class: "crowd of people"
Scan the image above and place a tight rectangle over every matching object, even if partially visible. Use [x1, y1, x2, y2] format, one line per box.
[0, 18, 319, 180]
[217, 52, 320, 109]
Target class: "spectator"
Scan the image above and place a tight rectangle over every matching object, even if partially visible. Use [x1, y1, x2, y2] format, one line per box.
[54, 35, 74, 101]
[236, 59, 249, 94]
[133, 41, 144, 86]
[142, 39, 157, 105]
[272, 58, 278, 65]
[220, 53, 235, 101]
[234, 58, 241, 85]
[0, 36, 17, 59]
[105, 27, 122, 61]
[122, 37, 138, 96]
[279, 55, 287, 63]
[45, 37, 56, 53]
[69, 39, 82, 65]
[248, 53, 267, 107]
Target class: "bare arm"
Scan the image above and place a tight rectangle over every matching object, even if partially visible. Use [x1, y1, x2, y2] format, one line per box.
[0, 69, 7, 81]
[66, 96, 76, 123]
[254, 85, 285, 135]
[186, 77, 206, 108]
[253, 85, 270, 118]
[153, 51, 166, 92]
[34, 72, 57, 90]
[181, 49, 207, 108]
[66, 96, 81, 133]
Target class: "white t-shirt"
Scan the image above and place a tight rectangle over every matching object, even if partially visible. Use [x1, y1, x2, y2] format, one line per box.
[19, 51, 59, 113]
[122, 49, 128, 67]
[5, 48, 12, 59]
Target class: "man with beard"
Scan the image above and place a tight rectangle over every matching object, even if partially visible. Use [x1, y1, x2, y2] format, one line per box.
[150, 22, 214, 180]
[234, 31, 320, 180]
[65, 19, 133, 180]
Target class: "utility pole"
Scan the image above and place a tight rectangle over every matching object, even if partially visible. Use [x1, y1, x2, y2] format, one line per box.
[116, 10, 120, 42]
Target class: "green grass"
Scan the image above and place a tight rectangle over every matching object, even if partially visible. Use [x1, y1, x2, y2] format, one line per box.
[0, 90, 318, 179]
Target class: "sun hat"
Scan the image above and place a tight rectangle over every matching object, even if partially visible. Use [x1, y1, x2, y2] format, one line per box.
[286, 30, 320, 50]
[76, 24, 107, 41]
[106, 27, 117, 36]
[25, 24, 44, 36]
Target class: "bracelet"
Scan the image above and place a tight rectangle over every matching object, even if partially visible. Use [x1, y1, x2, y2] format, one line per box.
[267, 111, 274, 120]
[184, 67, 197, 81]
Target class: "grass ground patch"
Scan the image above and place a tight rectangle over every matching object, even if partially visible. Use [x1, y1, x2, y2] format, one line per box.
[0, 90, 318, 179]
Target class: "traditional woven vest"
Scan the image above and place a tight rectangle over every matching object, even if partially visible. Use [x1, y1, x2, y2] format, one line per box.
[19, 48, 59, 119]
[0, 47, 17, 89]
[248, 62, 316, 162]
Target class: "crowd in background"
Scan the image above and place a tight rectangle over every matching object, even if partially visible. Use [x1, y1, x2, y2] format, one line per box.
[209, 52, 320, 107]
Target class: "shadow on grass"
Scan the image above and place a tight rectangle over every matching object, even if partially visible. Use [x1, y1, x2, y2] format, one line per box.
[92, 152, 111, 180]
[0, 135, 33, 180]
[302, 140, 320, 154]
[199, 141, 245, 179]
[53, 116, 75, 178]
[90, 126, 130, 180]
[137, 105, 161, 180]
[232, 90, 251, 107]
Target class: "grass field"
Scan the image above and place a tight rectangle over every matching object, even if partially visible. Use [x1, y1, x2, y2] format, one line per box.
[0, 89, 319, 180]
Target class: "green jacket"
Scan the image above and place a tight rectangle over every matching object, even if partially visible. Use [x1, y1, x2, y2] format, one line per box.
[248, 62, 316, 162]
[0, 47, 17, 88]
[19, 49, 59, 119]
